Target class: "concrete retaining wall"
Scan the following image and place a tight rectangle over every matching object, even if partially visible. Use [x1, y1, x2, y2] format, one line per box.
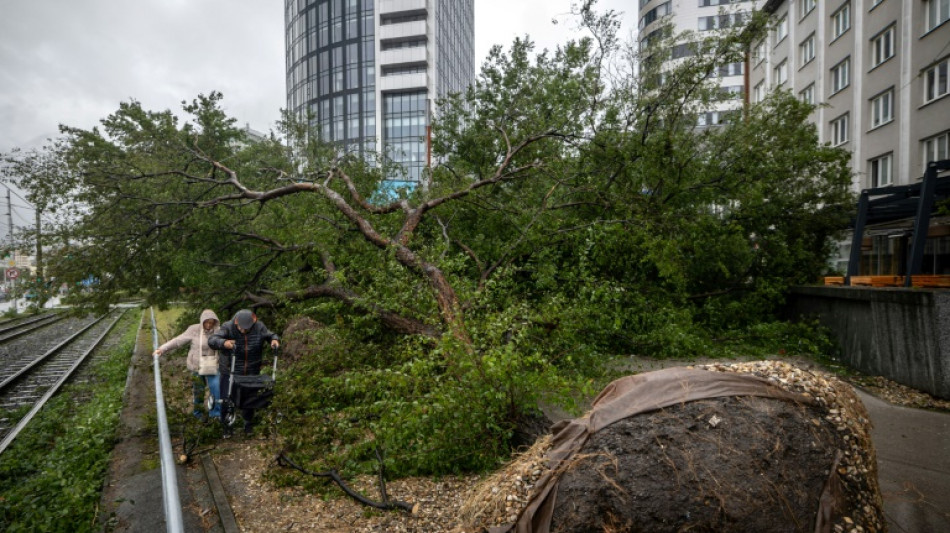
[786, 286, 950, 400]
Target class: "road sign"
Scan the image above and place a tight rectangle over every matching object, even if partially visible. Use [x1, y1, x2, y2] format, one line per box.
[5, 268, 19, 280]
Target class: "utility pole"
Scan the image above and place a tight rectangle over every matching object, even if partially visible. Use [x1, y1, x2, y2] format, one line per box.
[6, 187, 13, 310]
[35, 208, 44, 307]
[5, 187, 12, 251]
[5, 188, 11, 293]
[35, 209, 41, 276]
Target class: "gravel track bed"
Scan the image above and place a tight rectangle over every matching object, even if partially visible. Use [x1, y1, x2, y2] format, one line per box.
[0, 313, 103, 384]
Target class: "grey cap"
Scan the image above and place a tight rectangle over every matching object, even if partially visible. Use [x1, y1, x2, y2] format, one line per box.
[234, 309, 255, 330]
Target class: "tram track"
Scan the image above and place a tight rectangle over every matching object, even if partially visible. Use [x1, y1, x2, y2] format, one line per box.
[0, 309, 126, 455]
[0, 312, 66, 343]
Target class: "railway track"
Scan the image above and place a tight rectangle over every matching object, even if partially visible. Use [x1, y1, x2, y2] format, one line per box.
[0, 309, 126, 455]
[0, 312, 65, 343]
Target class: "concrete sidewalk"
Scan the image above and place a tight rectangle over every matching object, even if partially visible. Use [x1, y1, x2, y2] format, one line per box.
[855, 389, 950, 533]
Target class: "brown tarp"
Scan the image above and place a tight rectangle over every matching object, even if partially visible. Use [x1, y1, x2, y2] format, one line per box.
[489, 366, 820, 533]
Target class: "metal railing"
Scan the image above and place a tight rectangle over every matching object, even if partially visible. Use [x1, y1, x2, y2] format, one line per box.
[150, 307, 184, 532]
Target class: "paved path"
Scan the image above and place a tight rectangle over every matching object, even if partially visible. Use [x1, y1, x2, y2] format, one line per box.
[856, 390, 950, 533]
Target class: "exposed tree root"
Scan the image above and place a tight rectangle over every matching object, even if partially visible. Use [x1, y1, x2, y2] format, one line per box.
[275, 450, 415, 513]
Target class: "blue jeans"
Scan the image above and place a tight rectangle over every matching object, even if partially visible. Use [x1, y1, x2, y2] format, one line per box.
[192, 372, 221, 418]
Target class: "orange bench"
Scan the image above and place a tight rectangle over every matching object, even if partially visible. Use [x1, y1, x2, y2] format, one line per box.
[824, 275, 950, 288]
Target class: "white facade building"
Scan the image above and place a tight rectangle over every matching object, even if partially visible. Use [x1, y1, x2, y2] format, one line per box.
[750, 0, 950, 275]
[638, 0, 763, 125]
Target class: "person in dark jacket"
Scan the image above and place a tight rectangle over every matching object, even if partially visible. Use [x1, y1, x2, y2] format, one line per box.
[208, 309, 279, 437]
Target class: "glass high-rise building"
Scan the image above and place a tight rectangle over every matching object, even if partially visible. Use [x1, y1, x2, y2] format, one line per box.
[285, 0, 475, 185]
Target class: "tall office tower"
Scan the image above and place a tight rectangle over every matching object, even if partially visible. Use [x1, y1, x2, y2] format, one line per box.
[285, 0, 475, 185]
[638, 0, 762, 126]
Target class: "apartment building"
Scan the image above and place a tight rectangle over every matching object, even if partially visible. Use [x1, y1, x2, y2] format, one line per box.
[284, 0, 475, 186]
[751, 0, 950, 275]
[639, 0, 764, 125]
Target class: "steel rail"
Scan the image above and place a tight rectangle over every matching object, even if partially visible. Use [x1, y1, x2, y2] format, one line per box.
[150, 307, 184, 533]
[0, 309, 126, 455]
[0, 312, 58, 334]
[0, 313, 66, 344]
[0, 313, 112, 392]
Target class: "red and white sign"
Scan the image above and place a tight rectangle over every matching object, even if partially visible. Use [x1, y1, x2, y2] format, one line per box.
[5, 268, 19, 280]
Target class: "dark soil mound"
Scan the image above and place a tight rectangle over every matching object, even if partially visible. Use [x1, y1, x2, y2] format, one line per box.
[458, 362, 884, 533]
[551, 395, 837, 532]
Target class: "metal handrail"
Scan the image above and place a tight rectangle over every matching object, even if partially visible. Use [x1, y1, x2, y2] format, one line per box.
[150, 307, 184, 532]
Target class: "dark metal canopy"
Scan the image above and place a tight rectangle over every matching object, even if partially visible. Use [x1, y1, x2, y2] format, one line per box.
[846, 159, 950, 286]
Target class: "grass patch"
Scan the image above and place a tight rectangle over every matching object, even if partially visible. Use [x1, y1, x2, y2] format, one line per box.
[149, 306, 186, 349]
[0, 309, 142, 532]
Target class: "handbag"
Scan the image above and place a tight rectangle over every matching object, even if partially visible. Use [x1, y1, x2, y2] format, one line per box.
[197, 330, 219, 376]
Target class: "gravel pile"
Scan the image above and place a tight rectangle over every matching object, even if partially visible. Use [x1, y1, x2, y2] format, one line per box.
[455, 435, 553, 530]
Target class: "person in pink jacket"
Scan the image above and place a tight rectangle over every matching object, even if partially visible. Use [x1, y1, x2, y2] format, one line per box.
[153, 309, 222, 420]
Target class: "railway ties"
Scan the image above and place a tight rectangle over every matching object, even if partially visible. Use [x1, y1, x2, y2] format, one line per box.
[0, 309, 126, 456]
[0, 312, 65, 343]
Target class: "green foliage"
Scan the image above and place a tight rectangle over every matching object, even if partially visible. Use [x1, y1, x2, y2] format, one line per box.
[0, 310, 140, 531]
[274, 313, 573, 478]
[7, 6, 853, 480]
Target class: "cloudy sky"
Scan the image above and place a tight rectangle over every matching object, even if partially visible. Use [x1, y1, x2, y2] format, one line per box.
[0, 0, 636, 155]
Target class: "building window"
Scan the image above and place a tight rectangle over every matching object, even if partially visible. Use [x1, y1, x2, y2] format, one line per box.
[800, 0, 816, 19]
[382, 64, 427, 76]
[800, 83, 816, 104]
[753, 81, 765, 103]
[640, 1, 671, 30]
[800, 33, 816, 65]
[380, 38, 427, 51]
[708, 62, 744, 78]
[754, 39, 767, 65]
[699, 0, 754, 5]
[870, 154, 893, 187]
[697, 110, 733, 127]
[774, 59, 788, 85]
[832, 3, 851, 40]
[923, 131, 950, 167]
[774, 14, 789, 45]
[383, 91, 428, 182]
[699, 12, 748, 31]
[870, 89, 894, 128]
[719, 85, 744, 100]
[871, 0, 884, 8]
[831, 57, 851, 94]
[926, 0, 950, 31]
[831, 113, 850, 146]
[925, 58, 949, 103]
[871, 26, 895, 68]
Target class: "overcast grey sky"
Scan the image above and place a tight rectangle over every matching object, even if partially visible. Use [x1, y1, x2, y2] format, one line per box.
[0, 0, 635, 154]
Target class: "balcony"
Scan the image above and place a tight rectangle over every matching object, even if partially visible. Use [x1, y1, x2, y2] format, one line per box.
[380, 46, 427, 68]
[379, 0, 427, 16]
[379, 20, 427, 42]
[379, 72, 427, 92]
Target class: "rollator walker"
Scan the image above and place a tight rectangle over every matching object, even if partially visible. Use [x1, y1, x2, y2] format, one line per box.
[215, 347, 279, 429]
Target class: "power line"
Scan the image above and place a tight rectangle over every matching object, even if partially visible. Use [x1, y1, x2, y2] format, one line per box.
[6, 188, 34, 209]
